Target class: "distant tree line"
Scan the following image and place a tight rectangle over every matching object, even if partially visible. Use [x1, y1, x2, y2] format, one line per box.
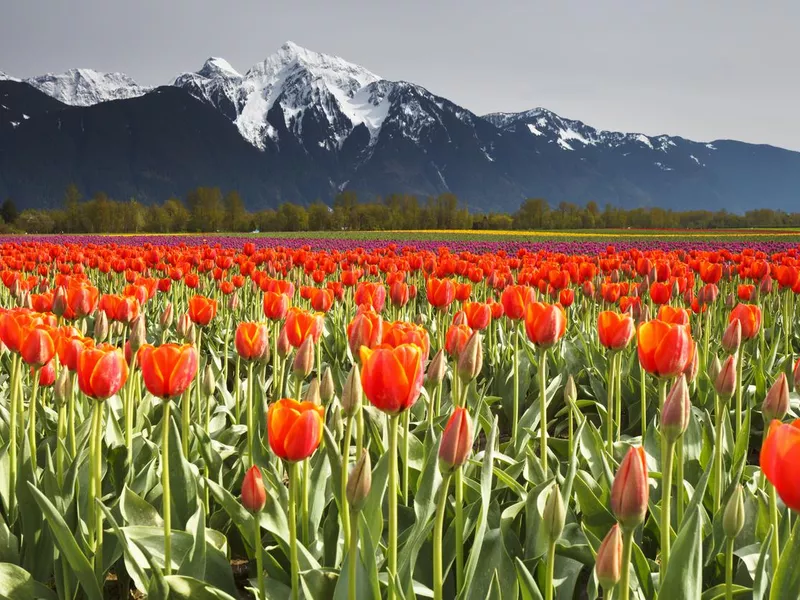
[2, 184, 800, 234]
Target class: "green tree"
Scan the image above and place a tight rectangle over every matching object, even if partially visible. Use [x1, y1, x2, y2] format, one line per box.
[1, 198, 18, 224]
[223, 190, 246, 231]
[185, 187, 224, 232]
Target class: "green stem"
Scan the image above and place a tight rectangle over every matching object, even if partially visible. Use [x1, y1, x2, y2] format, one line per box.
[544, 539, 556, 600]
[387, 414, 399, 600]
[769, 482, 780, 574]
[68, 373, 77, 457]
[27, 371, 41, 473]
[725, 537, 734, 600]
[433, 472, 452, 600]
[8, 354, 19, 520]
[660, 439, 675, 581]
[455, 466, 464, 592]
[302, 459, 309, 546]
[676, 438, 684, 529]
[234, 357, 241, 422]
[402, 410, 410, 505]
[289, 462, 300, 600]
[615, 352, 622, 441]
[56, 403, 66, 488]
[713, 394, 724, 513]
[348, 508, 359, 600]
[181, 378, 191, 458]
[92, 400, 104, 585]
[607, 353, 615, 455]
[88, 399, 99, 550]
[735, 349, 743, 436]
[253, 510, 265, 600]
[512, 323, 520, 442]
[619, 528, 634, 600]
[539, 348, 548, 475]
[162, 400, 172, 575]
[341, 416, 353, 546]
[247, 361, 255, 466]
[272, 322, 280, 401]
[640, 365, 647, 440]
[356, 405, 364, 459]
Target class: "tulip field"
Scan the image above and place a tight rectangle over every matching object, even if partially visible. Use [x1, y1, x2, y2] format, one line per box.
[2, 234, 800, 600]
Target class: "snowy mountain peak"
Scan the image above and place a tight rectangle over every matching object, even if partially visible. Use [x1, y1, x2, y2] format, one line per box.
[197, 57, 242, 80]
[24, 68, 149, 106]
[0, 70, 20, 82]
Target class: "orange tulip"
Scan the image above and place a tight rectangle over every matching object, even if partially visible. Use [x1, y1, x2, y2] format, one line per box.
[263, 291, 290, 321]
[381, 321, 430, 360]
[77, 344, 129, 400]
[241, 465, 267, 513]
[637, 319, 694, 378]
[501, 285, 535, 320]
[761, 419, 800, 511]
[729, 303, 761, 340]
[656, 305, 690, 325]
[649, 282, 671, 305]
[597, 311, 634, 351]
[354, 282, 386, 312]
[188, 295, 217, 326]
[284, 307, 324, 348]
[524, 302, 566, 348]
[462, 301, 491, 330]
[0, 309, 36, 353]
[57, 334, 95, 371]
[235, 322, 270, 361]
[610, 446, 649, 530]
[445, 324, 473, 357]
[347, 309, 383, 357]
[267, 398, 324, 462]
[20, 325, 56, 367]
[426, 277, 456, 309]
[360, 343, 425, 414]
[309, 288, 334, 313]
[139, 343, 199, 399]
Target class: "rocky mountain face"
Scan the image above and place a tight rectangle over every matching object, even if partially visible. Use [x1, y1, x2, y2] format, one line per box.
[2, 42, 798, 213]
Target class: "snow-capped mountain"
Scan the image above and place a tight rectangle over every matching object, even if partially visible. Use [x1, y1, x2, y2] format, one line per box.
[24, 68, 150, 106]
[0, 70, 19, 82]
[2, 42, 800, 214]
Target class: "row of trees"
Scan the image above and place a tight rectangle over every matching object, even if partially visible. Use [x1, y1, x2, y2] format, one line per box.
[4, 185, 800, 233]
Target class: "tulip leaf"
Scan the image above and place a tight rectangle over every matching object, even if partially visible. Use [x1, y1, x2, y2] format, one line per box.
[0, 562, 58, 600]
[26, 483, 103, 600]
[514, 557, 544, 600]
[770, 519, 800, 599]
[163, 575, 238, 600]
[699, 584, 751, 599]
[179, 505, 206, 580]
[99, 503, 152, 595]
[659, 506, 702, 599]
[752, 526, 773, 600]
[121, 485, 164, 527]
[362, 450, 390, 550]
[167, 413, 199, 530]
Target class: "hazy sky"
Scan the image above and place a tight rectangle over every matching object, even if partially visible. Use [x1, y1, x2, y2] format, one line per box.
[2, 0, 798, 149]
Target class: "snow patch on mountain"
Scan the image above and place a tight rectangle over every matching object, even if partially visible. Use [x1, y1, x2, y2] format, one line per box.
[0, 71, 20, 82]
[25, 68, 150, 106]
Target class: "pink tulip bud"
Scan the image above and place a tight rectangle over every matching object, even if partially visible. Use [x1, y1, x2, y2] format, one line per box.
[52, 286, 68, 317]
[721, 320, 741, 354]
[452, 310, 468, 326]
[304, 378, 321, 405]
[760, 275, 773, 295]
[241, 466, 267, 513]
[762, 373, 790, 422]
[129, 314, 147, 355]
[595, 524, 623, 591]
[683, 347, 699, 384]
[439, 407, 473, 474]
[227, 291, 239, 312]
[661, 376, 690, 443]
[277, 326, 291, 360]
[610, 447, 649, 531]
[320, 367, 335, 403]
[346, 450, 372, 512]
[457, 331, 483, 384]
[292, 336, 315, 381]
[94, 310, 109, 343]
[54, 367, 72, 408]
[714, 355, 737, 400]
[426, 349, 447, 386]
[341, 364, 362, 417]
[160, 302, 174, 330]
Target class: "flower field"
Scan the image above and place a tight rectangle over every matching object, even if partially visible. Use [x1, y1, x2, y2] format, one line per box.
[0, 233, 799, 600]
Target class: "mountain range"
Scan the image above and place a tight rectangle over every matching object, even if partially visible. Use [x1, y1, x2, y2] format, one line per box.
[1, 41, 798, 213]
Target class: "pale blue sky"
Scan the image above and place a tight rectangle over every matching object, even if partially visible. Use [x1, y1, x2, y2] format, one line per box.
[2, 0, 798, 149]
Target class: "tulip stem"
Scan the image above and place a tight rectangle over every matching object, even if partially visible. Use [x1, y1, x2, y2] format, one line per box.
[660, 438, 675, 582]
[615, 352, 622, 442]
[234, 356, 241, 422]
[92, 400, 104, 585]
[27, 370, 41, 473]
[348, 508, 359, 600]
[8, 354, 19, 521]
[544, 537, 556, 600]
[387, 414, 399, 600]
[619, 528, 634, 600]
[162, 400, 172, 576]
[341, 415, 353, 547]
[713, 394, 724, 513]
[402, 410, 410, 505]
[182, 379, 191, 458]
[607, 353, 615, 456]
[56, 402, 66, 488]
[768, 481, 781, 573]
[68, 372, 77, 457]
[539, 348, 548, 475]
[735, 349, 743, 436]
[725, 537, 734, 600]
[288, 461, 300, 600]
[455, 465, 465, 592]
[640, 365, 647, 440]
[512, 323, 520, 443]
[676, 438, 684, 529]
[247, 361, 255, 466]
[302, 459, 310, 546]
[272, 322, 280, 401]
[433, 472, 452, 600]
[253, 510, 265, 600]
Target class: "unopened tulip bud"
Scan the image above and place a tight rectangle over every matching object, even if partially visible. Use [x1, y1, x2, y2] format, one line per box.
[683, 348, 699, 384]
[94, 310, 109, 342]
[414, 313, 427, 326]
[347, 450, 372, 512]
[320, 367, 335, 403]
[202, 363, 215, 397]
[176, 313, 191, 340]
[723, 484, 745, 539]
[10, 280, 21, 301]
[184, 320, 196, 344]
[331, 404, 344, 440]
[227, 291, 239, 311]
[725, 293, 735, 309]
[341, 365, 362, 418]
[564, 374, 577, 405]
[52, 286, 68, 317]
[638, 304, 651, 325]
[610, 447, 649, 531]
[763, 373, 790, 422]
[304, 377, 321, 405]
[439, 407, 473, 474]
[241, 466, 267, 513]
[277, 326, 291, 359]
[292, 337, 315, 381]
[610, 270, 619, 284]
[709, 355, 722, 382]
[160, 302, 174, 330]
[721, 320, 741, 354]
[426, 349, 447, 386]
[20, 292, 31, 309]
[595, 524, 623, 591]
[661, 376, 690, 443]
[543, 484, 566, 543]
[129, 314, 147, 354]
[452, 311, 468, 326]
[760, 275, 773, 295]
[582, 281, 594, 298]
[457, 332, 483, 383]
[714, 355, 737, 401]
[54, 367, 72, 408]
[672, 280, 680, 298]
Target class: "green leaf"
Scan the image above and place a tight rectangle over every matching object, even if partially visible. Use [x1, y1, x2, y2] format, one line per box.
[167, 413, 199, 530]
[752, 526, 773, 600]
[514, 557, 544, 600]
[0, 562, 58, 600]
[121, 485, 164, 527]
[26, 483, 102, 600]
[163, 575, 238, 600]
[659, 506, 702, 599]
[771, 519, 800, 599]
[179, 505, 207, 580]
[700, 584, 751, 599]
